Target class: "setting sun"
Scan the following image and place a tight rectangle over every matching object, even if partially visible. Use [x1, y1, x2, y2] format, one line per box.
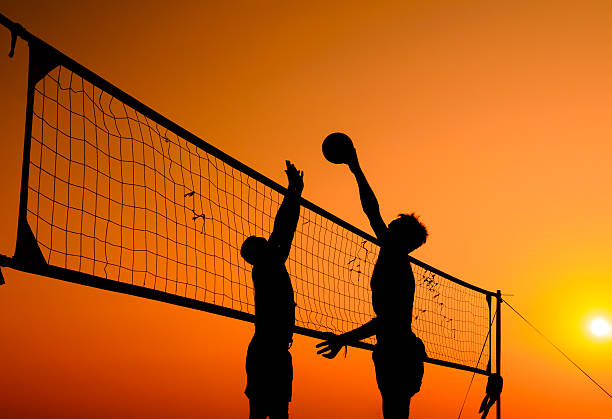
[590, 318, 611, 337]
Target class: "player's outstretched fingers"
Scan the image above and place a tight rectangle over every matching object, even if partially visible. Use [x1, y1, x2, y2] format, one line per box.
[317, 346, 332, 355]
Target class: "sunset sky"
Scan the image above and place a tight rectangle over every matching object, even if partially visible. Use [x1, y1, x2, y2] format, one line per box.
[1, 1, 611, 418]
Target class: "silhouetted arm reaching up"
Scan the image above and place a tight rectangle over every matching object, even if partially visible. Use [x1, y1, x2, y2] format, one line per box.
[268, 161, 304, 263]
[346, 148, 387, 240]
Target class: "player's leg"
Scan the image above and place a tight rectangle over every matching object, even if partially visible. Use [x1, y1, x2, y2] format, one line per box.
[249, 398, 268, 419]
[269, 351, 292, 419]
[246, 340, 268, 419]
[268, 402, 289, 419]
[380, 357, 423, 418]
[374, 348, 413, 418]
[381, 392, 410, 419]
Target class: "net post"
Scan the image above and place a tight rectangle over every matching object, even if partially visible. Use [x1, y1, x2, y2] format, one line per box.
[486, 294, 492, 374]
[496, 289, 502, 418]
[14, 39, 58, 263]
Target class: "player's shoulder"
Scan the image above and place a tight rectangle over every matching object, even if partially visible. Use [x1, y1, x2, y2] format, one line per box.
[378, 244, 410, 261]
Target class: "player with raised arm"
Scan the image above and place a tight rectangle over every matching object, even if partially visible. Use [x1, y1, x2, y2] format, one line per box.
[316, 133, 428, 419]
[240, 161, 303, 419]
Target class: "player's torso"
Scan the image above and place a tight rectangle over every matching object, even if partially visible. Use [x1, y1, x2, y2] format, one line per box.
[371, 247, 415, 343]
[251, 252, 295, 345]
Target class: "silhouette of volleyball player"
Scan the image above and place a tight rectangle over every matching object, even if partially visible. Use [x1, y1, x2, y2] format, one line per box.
[241, 161, 303, 419]
[316, 146, 428, 418]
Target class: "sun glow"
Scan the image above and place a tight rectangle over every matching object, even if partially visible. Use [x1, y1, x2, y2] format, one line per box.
[590, 317, 611, 337]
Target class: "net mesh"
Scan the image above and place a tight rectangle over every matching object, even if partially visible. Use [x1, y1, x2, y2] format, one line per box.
[24, 64, 491, 371]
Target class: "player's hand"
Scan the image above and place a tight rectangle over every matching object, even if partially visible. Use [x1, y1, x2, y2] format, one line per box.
[285, 160, 304, 194]
[316, 333, 346, 359]
[345, 146, 358, 170]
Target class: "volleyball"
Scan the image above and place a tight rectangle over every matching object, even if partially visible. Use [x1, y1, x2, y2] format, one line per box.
[322, 132, 354, 164]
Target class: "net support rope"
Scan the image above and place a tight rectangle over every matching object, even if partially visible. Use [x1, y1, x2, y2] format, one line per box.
[503, 299, 611, 399]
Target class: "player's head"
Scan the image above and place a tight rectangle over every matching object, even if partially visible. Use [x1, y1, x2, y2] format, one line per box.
[241, 236, 268, 265]
[387, 213, 428, 253]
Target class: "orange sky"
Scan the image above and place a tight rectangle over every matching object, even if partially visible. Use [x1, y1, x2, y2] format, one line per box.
[0, 1, 611, 418]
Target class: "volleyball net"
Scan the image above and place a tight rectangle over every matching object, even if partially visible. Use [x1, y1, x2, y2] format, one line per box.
[0, 17, 497, 375]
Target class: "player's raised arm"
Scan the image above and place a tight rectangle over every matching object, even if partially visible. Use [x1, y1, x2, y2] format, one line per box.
[346, 148, 387, 240]
[268, 160, 304, 262]
[322, 133, 387, 239]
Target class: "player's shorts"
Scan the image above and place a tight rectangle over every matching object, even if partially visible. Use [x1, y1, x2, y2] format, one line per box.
[372, 334, 426, 398]
[245, 338, 293, 405]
